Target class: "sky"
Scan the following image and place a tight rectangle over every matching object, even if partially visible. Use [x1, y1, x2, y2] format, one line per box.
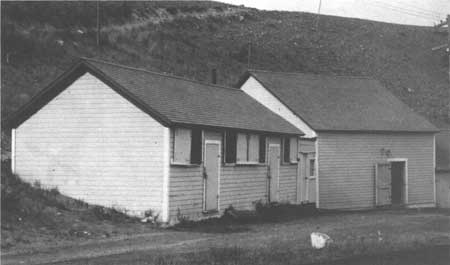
[223, 0, 450, 26]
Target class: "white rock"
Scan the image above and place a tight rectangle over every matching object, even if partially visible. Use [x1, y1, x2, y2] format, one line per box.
[311, 232, 332, 249]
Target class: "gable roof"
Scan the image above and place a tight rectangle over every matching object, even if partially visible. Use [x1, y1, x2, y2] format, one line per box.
[242, 70, 438, 133]
[8, 59, 303, 136]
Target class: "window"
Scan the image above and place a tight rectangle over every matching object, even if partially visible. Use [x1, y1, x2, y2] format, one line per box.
[236, 133, 259, 163]
[282, 137, 298, 164]
[225, 131, 263, 164]
[172, 128, 202, 164]
[259, 136, 266, 163]
[282, 137, 290, 163]
[224, 131, 237, 164]
[190, 129, 202, 164]
[309, 159, 315, 177]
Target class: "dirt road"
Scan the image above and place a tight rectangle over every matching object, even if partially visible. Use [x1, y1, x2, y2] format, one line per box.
[2, 209, 449, 265]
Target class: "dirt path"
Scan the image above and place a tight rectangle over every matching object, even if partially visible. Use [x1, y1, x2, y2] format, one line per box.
[1, 231, 211, 265]
[2, 209, 449, 265]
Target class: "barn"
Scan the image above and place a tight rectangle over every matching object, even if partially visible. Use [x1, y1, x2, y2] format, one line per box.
[8, 59, 305, 223]
[239, 70, 439, 209]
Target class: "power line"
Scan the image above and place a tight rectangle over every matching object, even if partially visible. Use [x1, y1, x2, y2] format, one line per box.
[365, 0, 440, 20]
[371, 2, 438, 19]
[368, 2, 438, 21]
[375, 0, 442, 18]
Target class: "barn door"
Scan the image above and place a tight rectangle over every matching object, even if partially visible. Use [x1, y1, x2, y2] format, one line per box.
[204, 142, 220, 212]
[375, 163, 391, 206]
[268, 145, 280, 202]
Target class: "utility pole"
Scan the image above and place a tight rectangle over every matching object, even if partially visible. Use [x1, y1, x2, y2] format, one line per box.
[315, 0, 322, 31]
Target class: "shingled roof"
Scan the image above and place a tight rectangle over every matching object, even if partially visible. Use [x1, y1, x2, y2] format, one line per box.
[244, 70, 438, 133]
[9, 59, 303, 135]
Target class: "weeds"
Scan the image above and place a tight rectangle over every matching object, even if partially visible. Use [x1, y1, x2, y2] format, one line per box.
[91, 205, 138, 223]
[172, 202, 318, 233]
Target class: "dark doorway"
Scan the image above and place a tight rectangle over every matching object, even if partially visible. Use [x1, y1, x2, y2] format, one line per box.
[391, 161, 405, 204]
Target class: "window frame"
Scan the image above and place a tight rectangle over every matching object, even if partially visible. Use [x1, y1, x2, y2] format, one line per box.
[236, 132, 261, 165]
[224, 131, 266, 166]
[171, 127, 203, 166]
[281, 136, 298, 164]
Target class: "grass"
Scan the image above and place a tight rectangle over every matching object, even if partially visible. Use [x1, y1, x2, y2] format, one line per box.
[1, 1, 448, 131]
[46, 207, 450, 265]
[172, 202, 318, 233]
[1, 163, 159, 252]
[1, 174, 448, 264]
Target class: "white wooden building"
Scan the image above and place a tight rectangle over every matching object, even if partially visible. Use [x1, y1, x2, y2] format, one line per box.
[9, 59, 305, 223]
[239, 70, 438, 209]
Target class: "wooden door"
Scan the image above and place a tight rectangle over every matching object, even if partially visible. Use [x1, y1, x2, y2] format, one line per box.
[376, 163, 391, 206]
[268, 145, 280, 202]
[306, 156, 316, 202]
[391, 162, 405, 204]
[204, 142, 220, 212]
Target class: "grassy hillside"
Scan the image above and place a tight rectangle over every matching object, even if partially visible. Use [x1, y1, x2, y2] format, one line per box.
[1, 1, 449, 131]
[1, 163, 158, 251]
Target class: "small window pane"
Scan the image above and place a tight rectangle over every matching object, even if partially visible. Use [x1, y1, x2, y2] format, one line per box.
[309, 159, 315, 176]
[283, 137, 290, 163]
[190, 129, 202, 164]
[225, 131, 237, 163]
[259, 136, 266, 163]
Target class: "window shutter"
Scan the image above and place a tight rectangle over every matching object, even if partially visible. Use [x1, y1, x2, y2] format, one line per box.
[289, 137, 298, 162]
[236, 133, 248, 162]
[174, 128, 191, 163]
[248, 134, 259, 162]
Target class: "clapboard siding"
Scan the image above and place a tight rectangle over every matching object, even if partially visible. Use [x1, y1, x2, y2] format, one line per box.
[317, 132, 435, 209]
[167, 130, 302, 221]
[168, 166, 204, 219]
[15, 73, 166, 216]
[279, 164, 298, 202]
[220, 165, 268, 210]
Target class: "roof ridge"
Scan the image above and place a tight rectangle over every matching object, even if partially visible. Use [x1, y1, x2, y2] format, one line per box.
[248, 68, 376, 80]
[80, 57, 243, 93]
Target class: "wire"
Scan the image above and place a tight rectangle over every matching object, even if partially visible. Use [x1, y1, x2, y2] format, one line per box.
[378, 0, 442, 17]
[368, 1, 439, 21]
[371, 2, 438, 19]
[372, 0, 443, 16]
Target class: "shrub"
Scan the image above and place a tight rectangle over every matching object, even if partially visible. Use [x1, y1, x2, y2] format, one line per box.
[165, 7, 178, 15]
[175, 208, 193, 227]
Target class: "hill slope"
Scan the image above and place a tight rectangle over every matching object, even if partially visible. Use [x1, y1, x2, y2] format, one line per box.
[1, 1, 449, 131]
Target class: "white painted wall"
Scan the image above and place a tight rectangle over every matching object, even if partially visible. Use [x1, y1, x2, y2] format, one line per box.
[318, 132, 435, 209]
[241, 76, 316, 138]
[14, 73, 167, 218]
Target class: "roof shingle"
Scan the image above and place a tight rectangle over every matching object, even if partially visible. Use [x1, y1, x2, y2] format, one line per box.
[84, 60, 302, 135]
[247, 70, 438, 132]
